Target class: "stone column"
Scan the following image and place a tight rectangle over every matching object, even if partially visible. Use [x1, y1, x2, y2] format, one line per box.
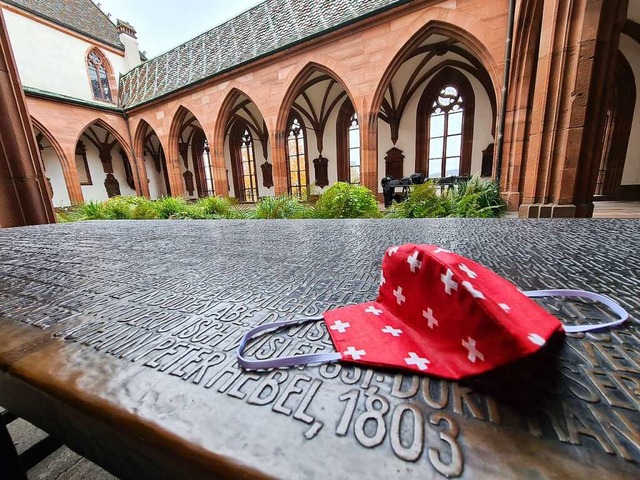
[60, 150, 84, 205]
[360, 111, 379, 195]
[500, 0, 544, 212]
[0, 8, 55, 227]
[134, 153, 150, 198]
[162, 135, 187, 197]
[211, 125, 229, 197]
[271, 130, 289, 196]
[518, 0, 628, 218]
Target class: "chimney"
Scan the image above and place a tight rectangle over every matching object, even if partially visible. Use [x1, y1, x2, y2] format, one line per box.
[116, 19, 141, 71]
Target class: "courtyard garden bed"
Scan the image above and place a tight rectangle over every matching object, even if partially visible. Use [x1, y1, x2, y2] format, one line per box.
[56, 179, 506, 222]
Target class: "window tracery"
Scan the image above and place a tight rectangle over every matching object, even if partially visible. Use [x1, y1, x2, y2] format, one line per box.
[87, 50, 113, 102]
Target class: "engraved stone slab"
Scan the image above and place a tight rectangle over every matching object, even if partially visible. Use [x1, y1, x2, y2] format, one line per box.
[0, 219, 638, 479]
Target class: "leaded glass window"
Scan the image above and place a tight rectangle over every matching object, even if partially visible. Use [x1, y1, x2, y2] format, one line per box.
[87, 51, 113, 102]
[202, 139, 214, 196]
[287, 117, 308, 198]
[239, 130, 258, 202]
[348, 112, 360, 184]
[428, 85, 463, 178]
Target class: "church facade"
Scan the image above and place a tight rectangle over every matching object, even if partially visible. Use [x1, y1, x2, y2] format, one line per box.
[1, 0, 639, 223]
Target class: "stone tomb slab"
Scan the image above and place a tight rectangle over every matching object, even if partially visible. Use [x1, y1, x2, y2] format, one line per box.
[0, 219, 639, 479]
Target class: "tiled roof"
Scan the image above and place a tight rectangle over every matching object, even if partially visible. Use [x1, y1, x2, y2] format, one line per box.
[4, 0, 124, 50]
[119, 0, 408, 109]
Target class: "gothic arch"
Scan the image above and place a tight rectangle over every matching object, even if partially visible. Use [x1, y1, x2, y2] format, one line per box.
[168, 105, 210, 161]
[134, 119, 171, 198]
[371, 20, 500, 119]
[75, 118, 140, 196]
[167, 105, 212, 197]
[593, 51, 636, 199]
[30, 116, 69, 170]
[75, 118, 132, 157]
[276, 62, 358, 134]
[133, 119, 153, 160]
[214, 88, 269, 163]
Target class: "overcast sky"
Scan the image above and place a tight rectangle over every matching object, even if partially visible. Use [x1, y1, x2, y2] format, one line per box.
[97, 0, 263, 58]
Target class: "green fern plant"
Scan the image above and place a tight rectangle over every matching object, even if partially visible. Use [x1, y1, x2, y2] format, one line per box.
[314, 182, 381, 219]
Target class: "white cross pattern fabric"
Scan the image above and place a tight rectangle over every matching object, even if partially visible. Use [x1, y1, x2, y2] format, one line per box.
[423, 308, 438, 329]
[330, 320, 350, 333]
[381, 325, 403, 337]
[393, 286, 406, 305]
[441, 269, 458, 295]
[344, 346, 366, 360]
[462, 337, 484, 363]
[459, 263, 478, 279]
[407, 251, 422, 273]
[404, 352, 430, 370]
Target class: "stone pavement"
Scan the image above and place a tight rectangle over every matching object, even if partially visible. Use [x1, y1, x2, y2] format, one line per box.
[593, 201, 640, 218]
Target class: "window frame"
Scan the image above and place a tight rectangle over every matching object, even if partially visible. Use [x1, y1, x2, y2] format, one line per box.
[285, 114, 309, 198]
[229, 121, 259, 202]
[336, 99, 361, 184]
[86, 48, 115, 103]
[416, 68, 475, 178]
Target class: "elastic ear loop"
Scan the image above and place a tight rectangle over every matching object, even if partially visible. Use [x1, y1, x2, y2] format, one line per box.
[237, 316, 341, 370]
[524, 289, 629, 333]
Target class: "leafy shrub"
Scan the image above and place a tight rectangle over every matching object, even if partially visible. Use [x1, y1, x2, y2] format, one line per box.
[384, 177, 506, 219]
[252, 195, 314, 219]
[102, 196, 136, 219]
[384, 182, 449, 218]
[447, 178, 506, 218]
[131, 201, 160, 220]
[153, 196, 189, 219]
[194, 196, 236, 219]
[314, 182, 381, 219]
[72, 200, 112, 220]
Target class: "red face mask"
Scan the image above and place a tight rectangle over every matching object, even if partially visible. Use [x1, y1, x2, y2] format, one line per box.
[237, 244, 627, 380]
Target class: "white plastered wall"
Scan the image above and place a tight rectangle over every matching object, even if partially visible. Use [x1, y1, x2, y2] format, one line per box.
[39, 140, 70, 208]
[3, 8, 127, 102]
[143, 137, 167, 199]
[377, 53, 495, 192]
[619, 34, 640, 186]
[79, 137, 136, 202]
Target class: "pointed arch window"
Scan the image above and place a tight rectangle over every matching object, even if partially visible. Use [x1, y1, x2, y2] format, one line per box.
[286, 116, 308, 198]
[337, 100, 361, 184]
[416, 68, 475, 178]
[429, 85, 463, 177]
[87, 50, 113, 102]
[229, 123, 259, 202]
[202, 139, 214, 197]
[238, 130, 258, 202]
[348, 113, 361, 184]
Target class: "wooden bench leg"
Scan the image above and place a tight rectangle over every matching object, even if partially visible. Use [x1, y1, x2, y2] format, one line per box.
[0, 421, 27, 480]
